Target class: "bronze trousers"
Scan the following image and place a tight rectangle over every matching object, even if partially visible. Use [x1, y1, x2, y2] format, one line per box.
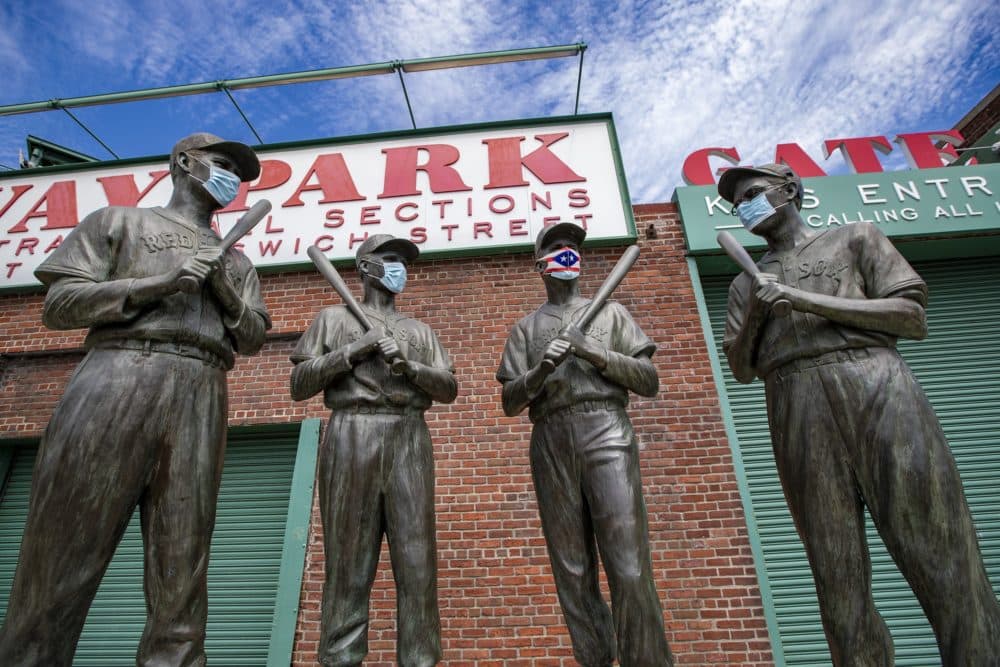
[766, 347, 1000, 666]
[530, 405, 673, 667]
[317, 409, 440, 667]
[0, 349, 227, 667]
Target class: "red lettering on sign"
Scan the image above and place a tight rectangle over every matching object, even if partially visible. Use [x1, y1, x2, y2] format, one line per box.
[489, 194, 515, 214]
[483, 133, 585, 189]
[573, 213, 592, 230]
[348, 232, 368, 249]
[894, 131, 964, 169]
[473, 222, 493, 239]
[0, 184, 33, 223]
[314, 235, 334, 252]
[44, 234, 62, 255]
[360, 206, 381, 225]
[823, 136, 892, 173]
[395, 202, 419, 222]
[531, 191, 552, 211]
[380, 145, 472, 198]
[264, 216, 284, 234]
[432, 199, 453, 219]
[97, 170, 170, 207]
[8, 181, 78, 233]
[222, 159, 294, 213]
[283, 154, 364, 207]
[410, 227, 427, 244]
[441, 224, 459, 241]
[324, 209, 345, 228]
[15, 237, 39, 255]
[772, 144, 827, 177]
[44, 235, 63, 253]
[259, 239, 283, 256]
[509, 219, 528, 237]
[6, 263, 21, 278]
[568, 188, 590, 208]
[681, 147, 741, 186]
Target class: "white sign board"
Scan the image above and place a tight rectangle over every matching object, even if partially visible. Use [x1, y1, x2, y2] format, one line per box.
[0, 115, 635, 289]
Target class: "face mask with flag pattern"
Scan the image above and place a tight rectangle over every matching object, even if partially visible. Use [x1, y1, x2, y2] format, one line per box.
[537, 246, 581, 281]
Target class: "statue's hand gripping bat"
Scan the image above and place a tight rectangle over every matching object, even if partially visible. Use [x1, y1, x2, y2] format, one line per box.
[716, 231, 791, 316]
[306, 245, 408, 374]
[177, 199, 273, 293]
[540, 244, 641, 373]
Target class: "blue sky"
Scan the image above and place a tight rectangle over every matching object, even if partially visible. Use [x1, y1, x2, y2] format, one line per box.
[0, 0, 997, 202]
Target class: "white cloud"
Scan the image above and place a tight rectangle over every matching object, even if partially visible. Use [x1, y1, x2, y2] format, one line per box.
[0, 0, 996, 200]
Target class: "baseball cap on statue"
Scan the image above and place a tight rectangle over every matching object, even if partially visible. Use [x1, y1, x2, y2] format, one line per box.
[170, 132, 261, 182]
[717, 163, 801, 204]
[354, 234, 420, 265]
[534, 222, 587, 256]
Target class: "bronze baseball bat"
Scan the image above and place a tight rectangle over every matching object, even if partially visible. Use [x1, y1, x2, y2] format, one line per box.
[716, 230, 791, 316]
[177, 199, 273, 293]
[540, 244, 641, 373]
[306, 245, 407, 374]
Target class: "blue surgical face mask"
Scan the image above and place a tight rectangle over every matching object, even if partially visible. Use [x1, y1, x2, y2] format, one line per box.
[193, 159, 241, 207]
[736, 190, 785, 231]
[379, 262, 407, 293]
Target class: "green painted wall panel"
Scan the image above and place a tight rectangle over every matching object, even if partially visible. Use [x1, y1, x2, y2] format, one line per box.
[0, 432, 299, 666]
[701, 257, 1000, 665]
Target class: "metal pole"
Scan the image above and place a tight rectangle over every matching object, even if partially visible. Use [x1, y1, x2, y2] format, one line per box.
[396, 65, 417, 130]
[60, 107, 118, 159]
[220, 85, 264, 144]
[574, 45, 587, 115]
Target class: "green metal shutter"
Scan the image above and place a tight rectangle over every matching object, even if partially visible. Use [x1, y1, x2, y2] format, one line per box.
[0, 430, 300, 666]
[701, 257, 1000, 665]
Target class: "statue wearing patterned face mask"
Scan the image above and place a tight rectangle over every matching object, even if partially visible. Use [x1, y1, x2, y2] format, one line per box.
[497, 223, 674, 667]
[290, 234, 457, 667]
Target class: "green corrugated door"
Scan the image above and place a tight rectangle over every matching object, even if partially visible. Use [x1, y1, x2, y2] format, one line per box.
[0, 431, 298, 666]
[702, 257, 1000, 665]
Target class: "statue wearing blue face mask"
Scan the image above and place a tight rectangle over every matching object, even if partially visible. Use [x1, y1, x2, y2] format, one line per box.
[0, 132, 270, 667]
[192, 159, 242, 207]
[184, 155, 242, 207]
[377, 260, 408, 294]
[717, 163, 1000, 665]
[290, 233, 457, 667]
[735, 183, 789, 231]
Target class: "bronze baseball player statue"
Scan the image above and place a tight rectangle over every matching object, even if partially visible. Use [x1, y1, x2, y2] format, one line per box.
[497, 223, 673, 667]
[718, 163, 1000, 666]
[0, 133, 271, 666]
[290, 235, 457, 667]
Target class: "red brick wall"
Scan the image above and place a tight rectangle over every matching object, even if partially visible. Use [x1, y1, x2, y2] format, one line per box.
[956, 86, 1000, 148]
[0, 203, 774, 665]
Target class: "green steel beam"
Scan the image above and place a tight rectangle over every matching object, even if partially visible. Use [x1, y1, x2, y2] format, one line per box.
[0, 62, 396, 116]
[266, 418, 321, 667]
[0, 44, 587, 118]
[399, 43, 585, 72]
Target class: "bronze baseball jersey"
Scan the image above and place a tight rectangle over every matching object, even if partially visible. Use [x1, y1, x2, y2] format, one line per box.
[724, 222, 926, 378]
